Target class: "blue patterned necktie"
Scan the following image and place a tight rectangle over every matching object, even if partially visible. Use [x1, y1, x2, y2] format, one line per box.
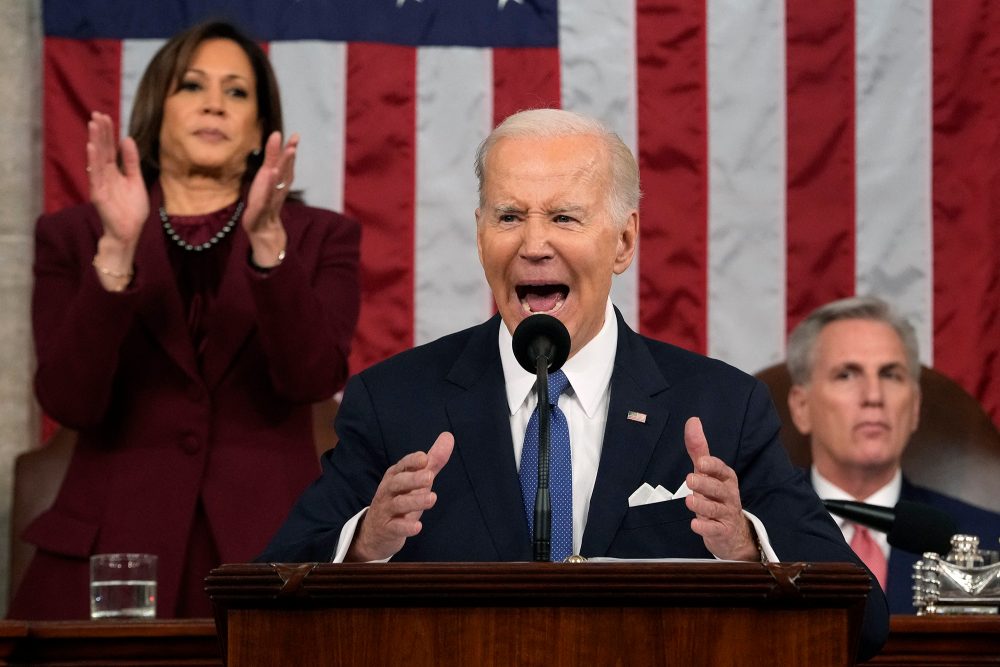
[519, 369, 573, 562]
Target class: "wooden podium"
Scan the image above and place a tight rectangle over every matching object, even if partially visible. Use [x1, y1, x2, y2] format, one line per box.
[206, 561, 870, 667]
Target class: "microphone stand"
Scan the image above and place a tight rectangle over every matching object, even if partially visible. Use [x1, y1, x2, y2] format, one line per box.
[532, 354, 552, 562]
[511, 313, 569, 563]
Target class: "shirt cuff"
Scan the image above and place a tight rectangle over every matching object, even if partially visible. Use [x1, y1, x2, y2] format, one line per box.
[707, 510, 778, 563]
[331, 507, 392, 564]
[743, 510, 779, 562]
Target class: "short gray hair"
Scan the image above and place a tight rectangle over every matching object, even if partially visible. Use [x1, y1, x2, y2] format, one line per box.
[786, 296, 921, 385]
[474, 109, 641, 228]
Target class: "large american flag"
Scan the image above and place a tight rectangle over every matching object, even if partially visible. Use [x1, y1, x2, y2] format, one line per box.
[41, 0, 1000, 427]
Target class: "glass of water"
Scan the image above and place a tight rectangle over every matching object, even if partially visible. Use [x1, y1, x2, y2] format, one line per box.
[89, 553, 157, 619]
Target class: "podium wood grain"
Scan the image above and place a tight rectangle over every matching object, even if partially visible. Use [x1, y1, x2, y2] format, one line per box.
[207, 561, 870, 667]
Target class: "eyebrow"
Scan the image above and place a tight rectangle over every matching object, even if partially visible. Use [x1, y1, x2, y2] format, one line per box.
[183, 68, 251, 85]
[833, 360, 909, 373]
[493, 204, 525, 216]
[491, 203, 588, 216]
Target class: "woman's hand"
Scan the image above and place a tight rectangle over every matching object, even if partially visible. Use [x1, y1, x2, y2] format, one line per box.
[87, 111, 148, 290]
[243, 131, 298, 268]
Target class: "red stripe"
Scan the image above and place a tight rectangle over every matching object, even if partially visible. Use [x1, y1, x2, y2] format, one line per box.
[932, 3, 1000, 426]
[784, 1, 856, 332]
[492, 47, 561, 126]
[43, 38, 121, 214]
[636, 0, 708, 353]
[343, 43, 417, 374]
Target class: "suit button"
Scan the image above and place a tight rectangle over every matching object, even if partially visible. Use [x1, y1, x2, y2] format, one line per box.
[181, 434, 201, 455]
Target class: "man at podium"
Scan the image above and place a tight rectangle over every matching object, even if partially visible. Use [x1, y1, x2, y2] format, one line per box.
[261, 109, 888, 660]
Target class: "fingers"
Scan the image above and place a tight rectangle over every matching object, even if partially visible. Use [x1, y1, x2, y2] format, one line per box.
[683, 416, 710, 468]
[379, 432, 454, 511]
[270, 132, 298, 193]
[426, 431, 455, 475]
[352, 435, 454, 561]
[384, 432, 453, 496]
[87, 112, 116, 166]
[679, 417, 757, 560]
[120, 137, 142, 179]
[262, 131, 298, 171]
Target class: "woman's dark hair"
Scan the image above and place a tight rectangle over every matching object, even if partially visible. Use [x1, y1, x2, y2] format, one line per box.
[128, 21, 282, 187]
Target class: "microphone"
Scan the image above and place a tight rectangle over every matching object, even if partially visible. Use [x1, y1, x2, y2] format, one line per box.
[823, 499, 957, 555]
[512, 313, 570, 375]
[511, 314, 571, 562]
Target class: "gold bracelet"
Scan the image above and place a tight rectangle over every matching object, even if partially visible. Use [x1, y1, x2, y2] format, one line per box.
[92, 256, 134, 280]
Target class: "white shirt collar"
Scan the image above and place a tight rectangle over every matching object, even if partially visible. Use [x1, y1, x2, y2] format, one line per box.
[811, 466, 903, 530]
[499, 299, 618, 417]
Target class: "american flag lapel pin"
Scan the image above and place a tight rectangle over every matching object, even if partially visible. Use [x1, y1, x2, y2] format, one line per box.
[626, 410, 647, 424]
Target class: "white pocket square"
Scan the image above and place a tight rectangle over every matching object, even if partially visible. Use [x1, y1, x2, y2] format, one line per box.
[628, 481, 692, 507]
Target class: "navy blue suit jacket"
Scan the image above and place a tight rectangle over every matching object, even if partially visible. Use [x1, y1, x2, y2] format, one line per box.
[262, 310, 888, 659]
[885, 479, 1000, 614]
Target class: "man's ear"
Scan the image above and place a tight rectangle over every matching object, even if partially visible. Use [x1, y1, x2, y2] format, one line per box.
[613, 210, 638, 275]
[475, 208, 484, 267]
[787, 384, 812, 436]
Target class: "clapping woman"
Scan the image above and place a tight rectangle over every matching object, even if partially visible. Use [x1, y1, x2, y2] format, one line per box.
[10, 21, 360, 619]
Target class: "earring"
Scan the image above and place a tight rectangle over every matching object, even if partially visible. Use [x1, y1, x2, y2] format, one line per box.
[251, 147, 261, 156]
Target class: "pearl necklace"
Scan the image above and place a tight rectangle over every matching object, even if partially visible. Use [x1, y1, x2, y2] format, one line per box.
[160, 200, 245, 252]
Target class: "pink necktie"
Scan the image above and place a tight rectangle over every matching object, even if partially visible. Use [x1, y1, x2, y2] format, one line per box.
[850, 524, 888, 590]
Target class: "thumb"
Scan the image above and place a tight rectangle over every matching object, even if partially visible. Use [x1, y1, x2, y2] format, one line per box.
[426, 431, 455, 475]
[684, 417, 711, 468]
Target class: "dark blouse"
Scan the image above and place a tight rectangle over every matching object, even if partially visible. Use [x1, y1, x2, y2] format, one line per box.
[161, 200, 241, 365]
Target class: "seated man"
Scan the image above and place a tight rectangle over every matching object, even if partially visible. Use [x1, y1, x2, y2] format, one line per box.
[787, 295, 1000, 614]
[261, 109, 888, 659]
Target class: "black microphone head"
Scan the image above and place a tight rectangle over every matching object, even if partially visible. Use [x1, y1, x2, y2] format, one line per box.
[823, 499, 895, 533]
[511, 314, 571, 374]
[823, 498, 958, 556]
[888, 499, 957, 555]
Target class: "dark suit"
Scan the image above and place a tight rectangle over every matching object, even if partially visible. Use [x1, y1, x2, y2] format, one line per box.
[10, 185, 360, 619]
[884, 478, 1000, 614]
[262, 309, 888, 660]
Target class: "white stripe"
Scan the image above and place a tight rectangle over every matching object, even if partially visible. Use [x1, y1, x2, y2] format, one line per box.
[706, 0, 787, 373]
[269, 41, 346, 212]
[414, 47, 493, 345]
[559, 0, 639, 330]
[855, 1, 933, 365]
[120, 40, 165, 135]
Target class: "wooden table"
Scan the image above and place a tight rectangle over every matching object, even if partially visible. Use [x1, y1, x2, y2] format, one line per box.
[869, 615, 1000, 666]
[0, 614, 995, 665]
[0, 619, 220, 666]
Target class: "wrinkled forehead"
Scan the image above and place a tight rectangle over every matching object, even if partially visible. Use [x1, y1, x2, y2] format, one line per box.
[483, 135, 611, 203]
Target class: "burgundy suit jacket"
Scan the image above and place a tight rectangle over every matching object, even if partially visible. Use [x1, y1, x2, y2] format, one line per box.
[9, 187, 360, 619]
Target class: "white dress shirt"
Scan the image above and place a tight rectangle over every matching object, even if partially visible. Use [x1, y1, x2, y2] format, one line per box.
[811, 466, 901, 562]
[499, 299, 618, 555]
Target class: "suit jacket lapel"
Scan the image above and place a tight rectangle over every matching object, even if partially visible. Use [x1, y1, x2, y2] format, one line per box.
[581, 310, 671, 557]
[134, 186, 200, 382]
[200, 227, 255, 389]
[445, 316, 533, 561]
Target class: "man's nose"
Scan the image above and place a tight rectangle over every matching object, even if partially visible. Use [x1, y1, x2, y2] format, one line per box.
[860, 375, 885, 406]
[519, 218, 553, 259]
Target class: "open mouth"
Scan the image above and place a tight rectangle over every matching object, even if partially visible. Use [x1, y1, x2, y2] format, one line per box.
[516, 283, 569, 314]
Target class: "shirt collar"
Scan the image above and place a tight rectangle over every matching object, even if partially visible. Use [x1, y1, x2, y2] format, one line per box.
[499, 299, 618, 418]
[811, 466, 903, 529]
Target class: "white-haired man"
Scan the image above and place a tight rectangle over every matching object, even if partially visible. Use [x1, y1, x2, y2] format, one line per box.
[263, 109, 889, 659]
